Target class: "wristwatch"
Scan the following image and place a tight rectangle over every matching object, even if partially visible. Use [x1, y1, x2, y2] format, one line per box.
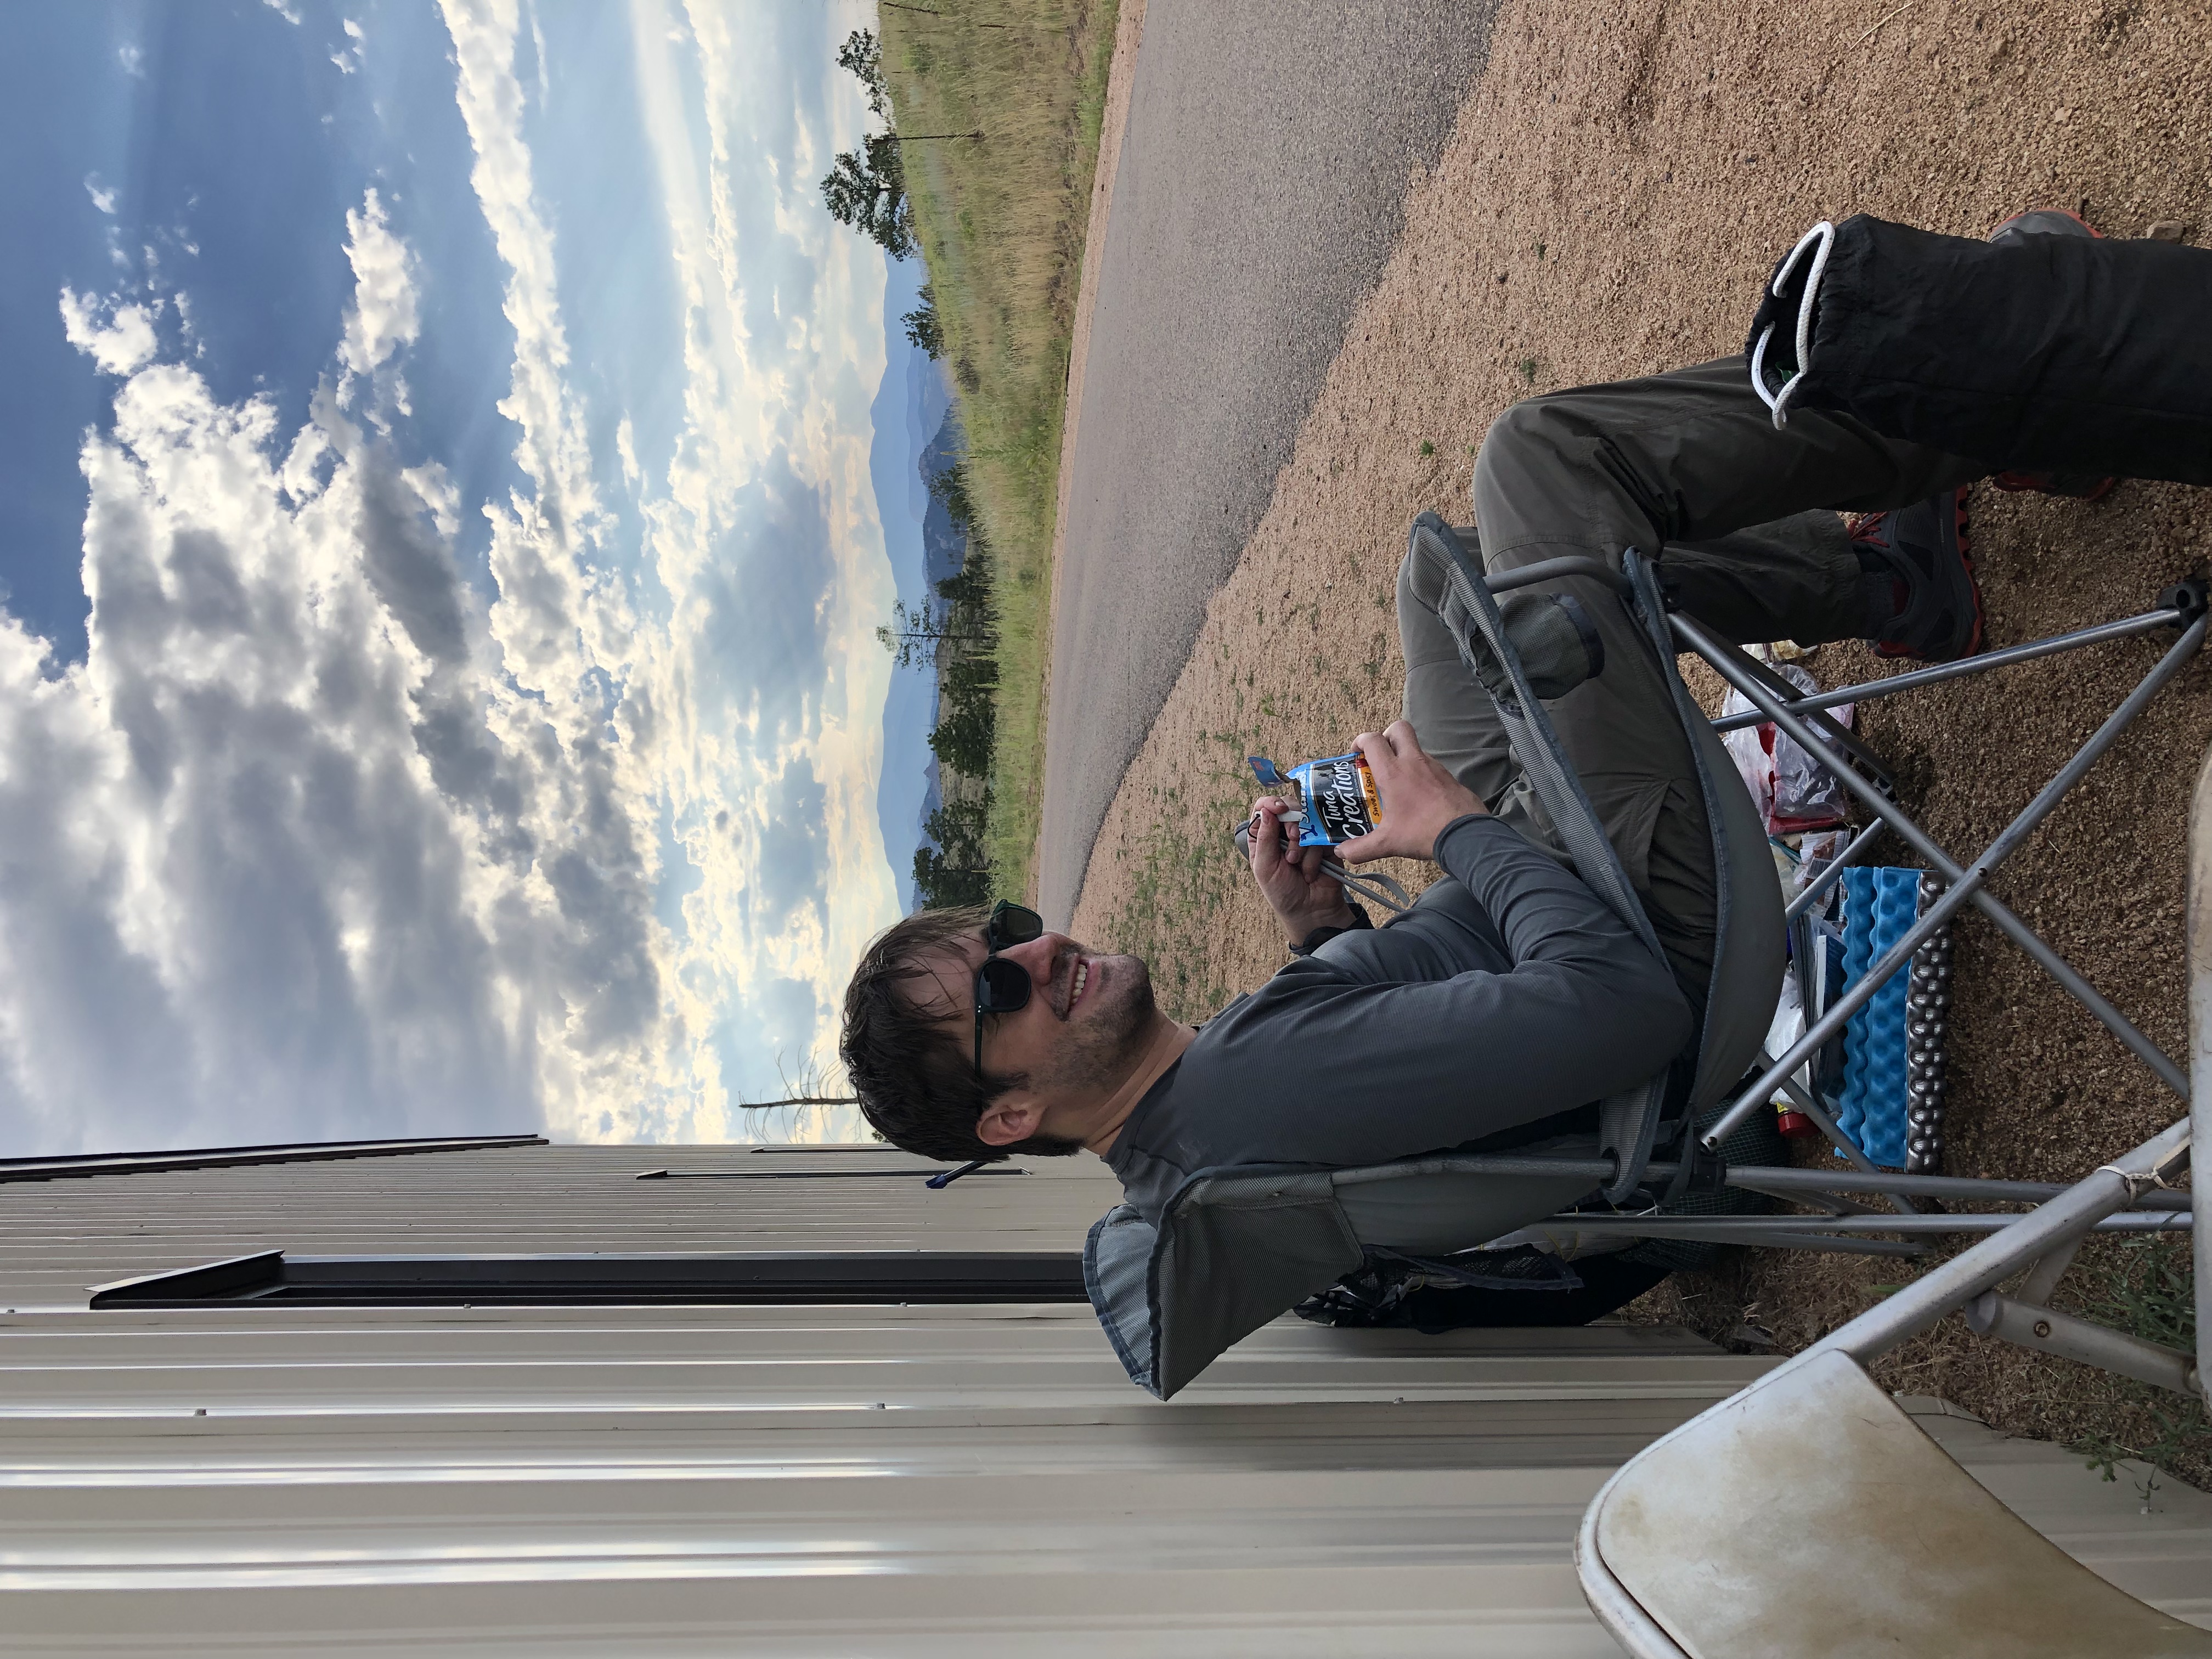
[1289, 901, 1371, 957]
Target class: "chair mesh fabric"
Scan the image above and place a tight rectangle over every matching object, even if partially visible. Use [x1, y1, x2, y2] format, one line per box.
[1148, 1166, 1365, 1400]
[1329, 1141, 1602, 1251]
[1622, 551, 1784, 1112]
[1618, 1095, 1787, 1274]
[1420, 514, 1671, 1200]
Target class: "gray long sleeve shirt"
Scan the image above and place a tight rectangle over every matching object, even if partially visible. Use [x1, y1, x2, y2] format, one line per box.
[1103, 814, 1692, 1223]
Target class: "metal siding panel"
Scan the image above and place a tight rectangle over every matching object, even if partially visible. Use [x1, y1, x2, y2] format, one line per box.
[0, 1145, 2198, 1654]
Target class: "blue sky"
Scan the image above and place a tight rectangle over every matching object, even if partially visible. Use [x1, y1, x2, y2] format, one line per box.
[0, 0, 939, 1153]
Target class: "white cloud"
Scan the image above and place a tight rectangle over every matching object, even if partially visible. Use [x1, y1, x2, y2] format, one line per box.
[402, 459, 461, 537]
[84, 177, 117, 215]
[612, 0, 901, 1133]
[332, 16, 365, 74]
[0, 353, 560, 1154]
[435, 0, 717, 1136]
[439, 0, 610, 569]
[59, 290, 160, 376]
[2, 258, 717, 1157]
[524, 0, 550, 110]
[117, 42, 144, 78]
[261, 0, 302, 22]
[6, 153, 692, 1150]
[615, 415, 641, 489]
[0, 0, 905, 1154]
[337, 189, 420, 386]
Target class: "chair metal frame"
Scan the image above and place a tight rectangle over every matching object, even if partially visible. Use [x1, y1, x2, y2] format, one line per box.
[1575, 741, 2212, 1651]
[1534, 569, 2212, 1652]
[1438, 550, 2204, 1329]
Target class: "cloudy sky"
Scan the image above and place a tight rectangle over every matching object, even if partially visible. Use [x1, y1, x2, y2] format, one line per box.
[0, 0, 944, 1154]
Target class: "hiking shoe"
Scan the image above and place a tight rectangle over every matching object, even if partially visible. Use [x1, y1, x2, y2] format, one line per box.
[1987, 209, 2118, 500]
[1990, 467, 2118, 501]
[1854, 486, 1984, 662]
[1988, 207, 2103, 246]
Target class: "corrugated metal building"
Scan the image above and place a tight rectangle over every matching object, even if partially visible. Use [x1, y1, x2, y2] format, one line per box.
[2, 1140, 2204, 1655]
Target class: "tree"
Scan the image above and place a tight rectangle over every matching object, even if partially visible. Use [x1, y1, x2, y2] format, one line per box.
[877, 597, 992, 670]
[924, 797, 989, 860]
[735, 1090, 860, 1108]
[914, 844, 991, 908]
[927, 512, 993, 613]
[836, 29, 889, 119]
[928, 686, 995, 776]
[933, 557, 990, 613]
[912, 795, 991, 909]
[941, 652, 999, 699]
[820, 136, 914, 261]
[733, 1058, 859, 1110]
[821, 30, 984, 260]
[926, 457, 977, 531]
[901, 283, 943, 359]
[920, 800, 991, 876]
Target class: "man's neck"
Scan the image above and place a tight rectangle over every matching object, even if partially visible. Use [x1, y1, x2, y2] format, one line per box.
[1080, 1015, 1197, 1157]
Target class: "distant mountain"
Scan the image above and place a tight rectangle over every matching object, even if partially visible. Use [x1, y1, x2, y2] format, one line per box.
[873, 278, 950, 915]
[920, 406, 968, 588]
[916, 752, 943, 851]
[910, 403, 968, 868]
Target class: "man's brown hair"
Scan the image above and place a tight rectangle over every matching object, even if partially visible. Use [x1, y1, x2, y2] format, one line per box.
[839, 906, 1081, 1163]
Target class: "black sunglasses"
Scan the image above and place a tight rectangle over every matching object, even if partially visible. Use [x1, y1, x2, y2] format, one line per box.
[973, 900, 1043, 1081]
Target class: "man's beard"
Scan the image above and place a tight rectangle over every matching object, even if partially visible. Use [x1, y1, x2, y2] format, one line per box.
[1015, 949, 1159, 1153]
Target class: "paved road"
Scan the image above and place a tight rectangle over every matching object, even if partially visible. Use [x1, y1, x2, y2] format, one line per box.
[1037, 0, 1499, 926]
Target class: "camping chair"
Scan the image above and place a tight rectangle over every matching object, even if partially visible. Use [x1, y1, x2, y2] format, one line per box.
[1084, 512, 2204, 1402]
[1575, 747, 2212, 1654]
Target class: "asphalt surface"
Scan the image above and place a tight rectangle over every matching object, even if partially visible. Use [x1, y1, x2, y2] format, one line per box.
[1037, 0, 1500, 926]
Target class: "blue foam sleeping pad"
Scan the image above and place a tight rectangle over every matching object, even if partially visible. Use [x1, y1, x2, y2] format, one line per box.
[1834, 867, 1922, 1169]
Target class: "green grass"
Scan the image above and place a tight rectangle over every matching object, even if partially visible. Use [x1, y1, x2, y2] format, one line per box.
[1094, 748, 1257, 1021]
[2060, 1236, 2209, 1495]
[881, 0, 1121, 894]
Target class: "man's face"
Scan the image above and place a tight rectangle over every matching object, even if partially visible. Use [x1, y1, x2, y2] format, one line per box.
[922, 925, 1159, 1108]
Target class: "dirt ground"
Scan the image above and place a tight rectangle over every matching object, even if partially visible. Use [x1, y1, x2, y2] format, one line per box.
[1068, 0, 2212, 1480]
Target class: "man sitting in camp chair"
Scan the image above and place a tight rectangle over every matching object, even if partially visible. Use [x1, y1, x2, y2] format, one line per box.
[839, 213, 2106, 1316]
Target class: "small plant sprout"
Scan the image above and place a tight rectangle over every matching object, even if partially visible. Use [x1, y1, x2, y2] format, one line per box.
[1519, 357, 1541, 384]
[1418, 439, 1435, 458]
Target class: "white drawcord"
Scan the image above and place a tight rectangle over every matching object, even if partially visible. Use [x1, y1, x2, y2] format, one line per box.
[1750, 220, 1836, 428]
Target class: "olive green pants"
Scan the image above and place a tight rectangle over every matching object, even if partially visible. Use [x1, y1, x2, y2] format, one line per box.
[1400, 357, 1983, 993]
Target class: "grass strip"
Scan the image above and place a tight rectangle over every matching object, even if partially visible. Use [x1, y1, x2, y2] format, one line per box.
[879, 0, 1120, 896]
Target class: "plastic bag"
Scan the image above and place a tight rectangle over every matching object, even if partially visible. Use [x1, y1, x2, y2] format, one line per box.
[1721, 664, 1852, 834]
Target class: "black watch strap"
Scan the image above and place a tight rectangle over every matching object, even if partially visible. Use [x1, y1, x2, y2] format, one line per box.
[1289, 901, 1371, 957]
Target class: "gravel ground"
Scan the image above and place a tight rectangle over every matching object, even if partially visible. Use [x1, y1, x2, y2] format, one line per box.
[1066, 0, 2212, 1475]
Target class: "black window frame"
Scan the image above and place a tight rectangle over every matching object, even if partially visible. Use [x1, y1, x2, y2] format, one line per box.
[88, 1249, 1088, 1308]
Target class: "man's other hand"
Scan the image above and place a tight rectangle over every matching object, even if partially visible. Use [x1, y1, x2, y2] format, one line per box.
[1246, 795, 1357, 944]
[1336, 720, 1486, 865]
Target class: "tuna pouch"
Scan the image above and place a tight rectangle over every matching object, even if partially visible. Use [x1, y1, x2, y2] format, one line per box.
[1248, 752, 1382, 848]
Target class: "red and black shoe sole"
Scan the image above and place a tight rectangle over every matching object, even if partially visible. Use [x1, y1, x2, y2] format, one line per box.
[1991, 469, 2119, 503]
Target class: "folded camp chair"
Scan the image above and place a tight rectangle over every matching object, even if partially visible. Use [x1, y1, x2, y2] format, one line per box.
[1085, 512, 2207, 1402]
[1575, 745, 2212, 1655]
